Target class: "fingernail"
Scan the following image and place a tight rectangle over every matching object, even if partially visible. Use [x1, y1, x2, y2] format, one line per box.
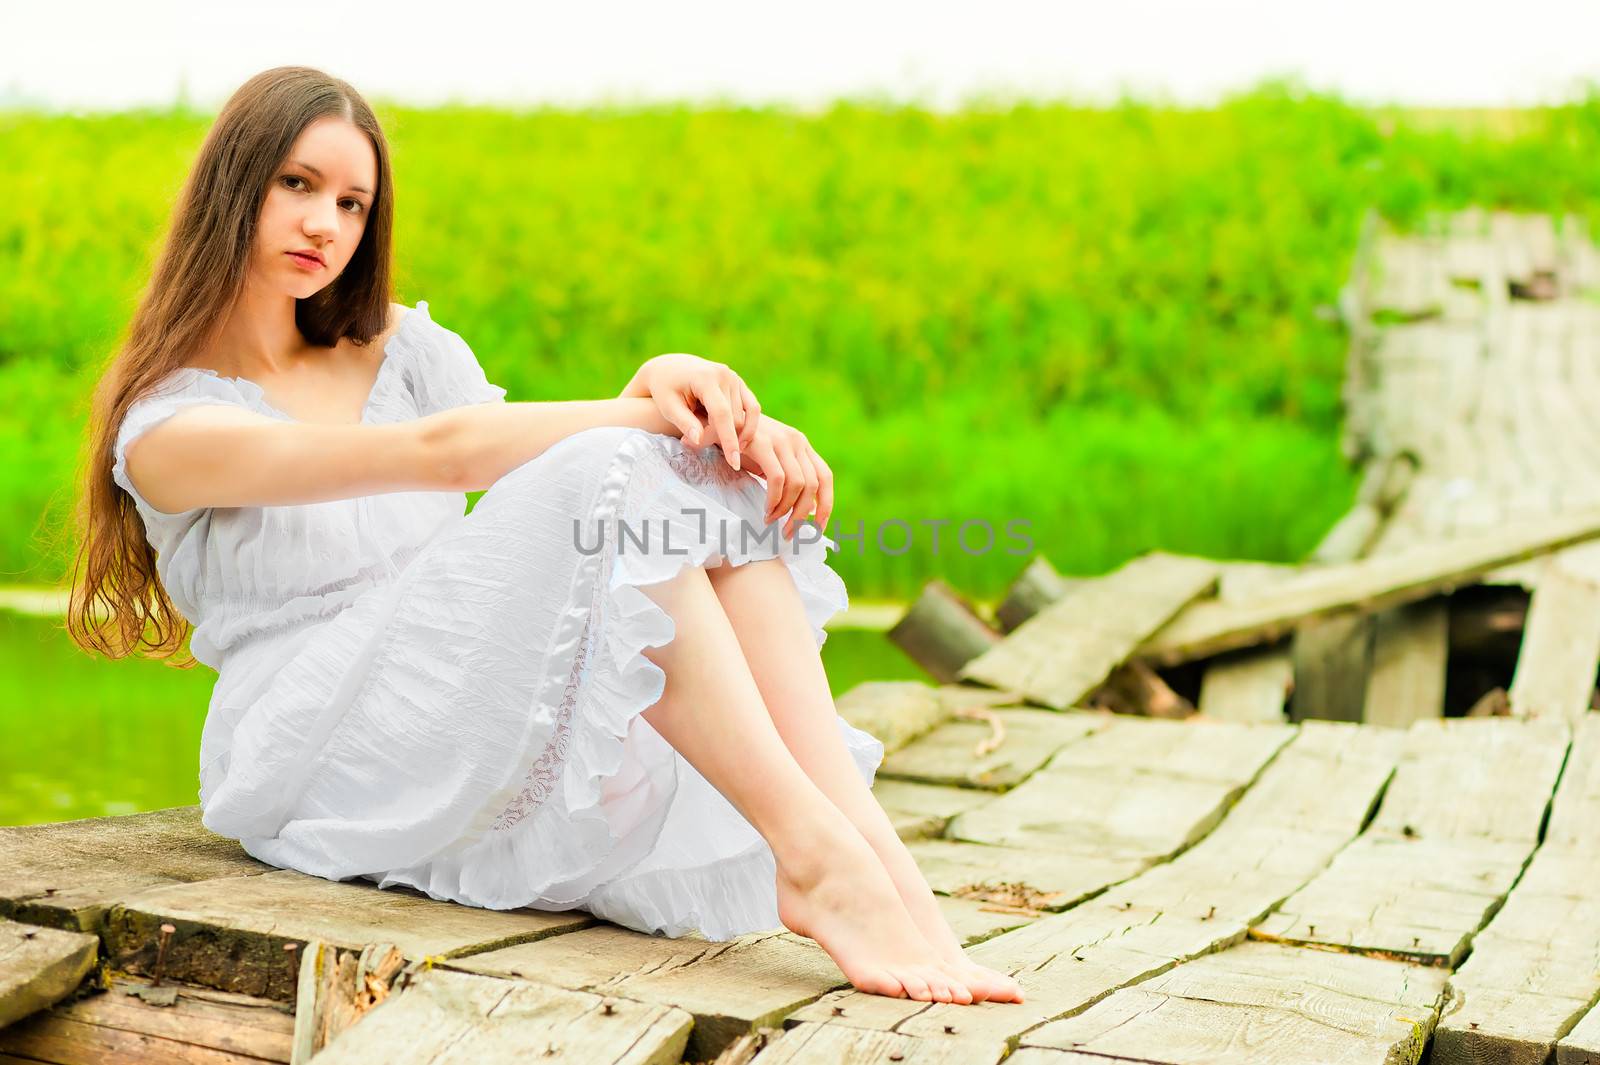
[731, 453, 740, 470]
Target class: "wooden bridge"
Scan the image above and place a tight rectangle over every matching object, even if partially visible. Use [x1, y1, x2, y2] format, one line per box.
[4, 209, 1600, 1064]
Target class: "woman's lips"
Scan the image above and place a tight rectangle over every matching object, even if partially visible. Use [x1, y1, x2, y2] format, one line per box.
[287, 251, 324, 270]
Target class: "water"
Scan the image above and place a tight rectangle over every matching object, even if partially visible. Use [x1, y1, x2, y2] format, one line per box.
[0, 609, 923, 827]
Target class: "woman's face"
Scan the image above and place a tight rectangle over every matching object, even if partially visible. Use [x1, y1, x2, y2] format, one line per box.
[253, 116, 377, 297]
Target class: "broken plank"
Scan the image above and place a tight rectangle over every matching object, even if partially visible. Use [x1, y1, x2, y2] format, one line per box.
[1195, 645, 1292, 723]
[1363, 599, 1449, 727]
[886, 579, 1000, 683]
[959, 552, 1220, 709]
[1138, 507, 1600, 666]
[308, 968, 692, 1065]
[1290, 612, 1374, 723]
[1507, 541, 1600, 720]
[0, 918, 99, 1029]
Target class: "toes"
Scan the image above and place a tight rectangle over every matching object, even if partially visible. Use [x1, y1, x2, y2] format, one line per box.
[854, 966, 908, 1000]
[896, 969, 934, 1002]
[940, 961, 983, 1003]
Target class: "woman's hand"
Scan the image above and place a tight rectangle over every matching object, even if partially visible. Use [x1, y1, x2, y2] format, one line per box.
[620, 354, 760, 471]
[739, 415, 834, 541]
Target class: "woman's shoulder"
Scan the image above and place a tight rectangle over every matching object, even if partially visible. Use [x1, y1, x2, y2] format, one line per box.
[387, 299, 507, 413]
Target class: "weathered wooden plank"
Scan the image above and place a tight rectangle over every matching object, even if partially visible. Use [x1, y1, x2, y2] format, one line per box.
[946, 718, 1295, 856]
[1363, 599, 1449, 727]
[1508, 541, 1600, 720]
[959, 552, 1220, 708]
[1559, 1001, 1600, 1064]
[903, 838, 1146, 913]
[787, 722, 1400, 1053]
[101, 870, 592, 1002]
[1290, 612, 1374, 723]
[886, 579, 1000, 683]
[832, 681, 949, 755]
[450, 925, 843, 1061]
[0, 974, 294, 1064]
[0, 806, 267, 933]
[0, 918, 99, 1029]
[1252, 717, 1570, 965]
[1015, 941, 1447, 1065]
[1138, 509, 1600, 665]
[1195, 646, 1292, 723]
[870, 778, 997, 840]
[752, 1022, 1000, 1064]
[308, 968, 691, 1064]
[1433, 717, 1600, 1064]
[877, 708, 1106, 791]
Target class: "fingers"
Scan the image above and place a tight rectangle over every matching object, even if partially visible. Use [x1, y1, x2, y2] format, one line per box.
[696, 377, 742, 471]
[811, 450, 834, 535]
[737, 381, 761, 450]
[657, 389, 707, 447]
[764, 437, 806, 535]
[783, 448, 822, 541]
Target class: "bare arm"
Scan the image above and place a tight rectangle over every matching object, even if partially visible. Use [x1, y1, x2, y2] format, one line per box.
[123, 397, 682, 513]
[429, 396, 684, 491]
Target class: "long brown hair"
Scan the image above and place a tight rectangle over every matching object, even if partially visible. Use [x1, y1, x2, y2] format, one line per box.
[64, 66, 397, 664]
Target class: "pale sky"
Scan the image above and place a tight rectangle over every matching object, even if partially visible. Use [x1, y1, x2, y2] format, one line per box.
[8, 0, 1600, 112]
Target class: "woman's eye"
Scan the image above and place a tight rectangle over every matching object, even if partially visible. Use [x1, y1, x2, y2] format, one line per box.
[281, 175, 306, 190]
[341, 200, 365, 215]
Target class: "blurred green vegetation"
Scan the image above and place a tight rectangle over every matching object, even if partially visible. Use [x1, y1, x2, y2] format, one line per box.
[7, 82, 1600, 599]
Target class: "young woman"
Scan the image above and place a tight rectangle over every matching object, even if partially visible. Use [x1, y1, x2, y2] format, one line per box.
[69, 66, 1022, 1006]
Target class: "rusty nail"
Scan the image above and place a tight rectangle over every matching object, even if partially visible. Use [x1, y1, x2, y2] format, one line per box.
[602, 1000, 615, 1015]
[1308, 925, 1317, 936]
[944, 1024, 957, 1034]
[1205, 905, 1216, 920]
[152, 923, 177, 987]
[832, 1005, 846, 1016]
[889, 1054, 905, 1063]
[1469, 1022, 1479, 1030]
[1412, 936, 1420, 947]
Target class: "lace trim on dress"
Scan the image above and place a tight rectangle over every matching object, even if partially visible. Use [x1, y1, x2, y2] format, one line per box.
[488, 524, 614, 832]
[480, 435, 768, 833]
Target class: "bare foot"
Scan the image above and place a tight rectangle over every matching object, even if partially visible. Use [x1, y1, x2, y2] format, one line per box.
[774, 825, 983, 1004]
[863, 832, 1026, 1004]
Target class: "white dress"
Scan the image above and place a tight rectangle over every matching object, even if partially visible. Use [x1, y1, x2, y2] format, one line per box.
[110, 300, 884, 940]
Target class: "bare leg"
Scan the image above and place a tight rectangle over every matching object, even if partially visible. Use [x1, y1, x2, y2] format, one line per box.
[634, 563, 979, 1004]
[707, 555, 1025, 1004]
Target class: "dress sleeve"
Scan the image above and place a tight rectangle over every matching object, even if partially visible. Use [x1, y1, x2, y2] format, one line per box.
[112, 372, 242, 516]
[405, 301, 509, 416]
